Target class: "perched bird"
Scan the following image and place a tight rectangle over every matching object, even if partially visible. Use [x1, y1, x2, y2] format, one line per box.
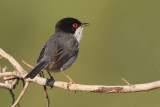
[25, 17, 88, 83]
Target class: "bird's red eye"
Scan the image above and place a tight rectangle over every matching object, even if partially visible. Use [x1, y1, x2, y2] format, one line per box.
[72, 23, 78, 28]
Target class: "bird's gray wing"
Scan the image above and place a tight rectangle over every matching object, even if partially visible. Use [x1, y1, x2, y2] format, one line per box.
[47, 34, 79, 70]
[37, 34, 59, 63]
[61, 50, 78, 70]
[25, 35, 59, 79]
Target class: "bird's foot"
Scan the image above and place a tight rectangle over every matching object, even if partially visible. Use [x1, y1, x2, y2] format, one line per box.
[50, 76, 54, 81]
[46, 77, 55, 89]
[49, 76, 55, 89]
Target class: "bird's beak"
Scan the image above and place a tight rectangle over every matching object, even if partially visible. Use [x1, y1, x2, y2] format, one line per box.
[81, 23, 89, 27]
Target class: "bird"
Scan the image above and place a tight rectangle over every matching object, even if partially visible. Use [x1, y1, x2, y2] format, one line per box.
[25, 17, 88, 83]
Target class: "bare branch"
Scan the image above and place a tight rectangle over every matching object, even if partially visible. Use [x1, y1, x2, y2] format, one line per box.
[28, 77, 160, 93]
[11, 81, 30, 107]
[121, 78, 131, 87]
[0, 48, 160, 106]
[0, 48, 26, 77]
[0, 48, 160, 93]
[21, 60, 34, 69]
[0, 67, 14, 89]
[0, 71, 17, 78]
[0, 55, 3, 59]
[0, 83, 12, 89]
[9, 89, 15, 105]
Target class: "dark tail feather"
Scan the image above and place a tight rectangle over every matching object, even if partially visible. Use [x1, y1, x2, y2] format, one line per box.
[25, 62, 48, 79]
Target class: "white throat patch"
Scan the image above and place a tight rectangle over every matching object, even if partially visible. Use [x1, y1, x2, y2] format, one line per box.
[74, 27, 84, 43]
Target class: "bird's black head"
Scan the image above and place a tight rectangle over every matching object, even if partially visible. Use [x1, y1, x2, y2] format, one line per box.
[55, 17, 87, 34]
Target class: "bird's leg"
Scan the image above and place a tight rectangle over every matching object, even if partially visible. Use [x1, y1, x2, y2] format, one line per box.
[39, 72, 50, 107]
[47, 71, 54, 80]
[46, 71, 55, 89]
[60, 69, 75, 84]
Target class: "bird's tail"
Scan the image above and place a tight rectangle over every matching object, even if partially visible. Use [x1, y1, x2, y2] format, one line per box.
[25, 62, 48, 79]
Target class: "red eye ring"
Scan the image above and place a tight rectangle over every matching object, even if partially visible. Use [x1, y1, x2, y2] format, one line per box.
[72, 23, 78, 28]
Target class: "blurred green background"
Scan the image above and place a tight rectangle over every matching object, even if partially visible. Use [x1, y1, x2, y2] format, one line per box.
[0, 0, 160, 107]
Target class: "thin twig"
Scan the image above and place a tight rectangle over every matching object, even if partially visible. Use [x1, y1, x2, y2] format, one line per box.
[1, 67, 14, 89]
[0, 48, 26, 76]
[22, 59, 51, 106]
[121, 78, 131, 87]
[0, 65, 1, 72]
[0, 55, 3, 59]
[0, 83, 12, 89]
[12, 79, 19, 89]
[44, 86, 50, 107]
[9, 89, 15, 105]
[60, 70, 74, 84]
[40, 72, 50, 107]
[11, 81, 30, 107]
[0, 72, 17, 78]
[21, 60, 34, 69]
[22, 60, 50, 106]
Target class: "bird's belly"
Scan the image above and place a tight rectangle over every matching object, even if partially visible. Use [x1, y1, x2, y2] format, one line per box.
[46, 67, 60, 73]
[46, 62, 60, 73]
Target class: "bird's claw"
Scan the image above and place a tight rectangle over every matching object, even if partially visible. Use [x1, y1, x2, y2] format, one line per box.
[46, 78, 55, 89]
